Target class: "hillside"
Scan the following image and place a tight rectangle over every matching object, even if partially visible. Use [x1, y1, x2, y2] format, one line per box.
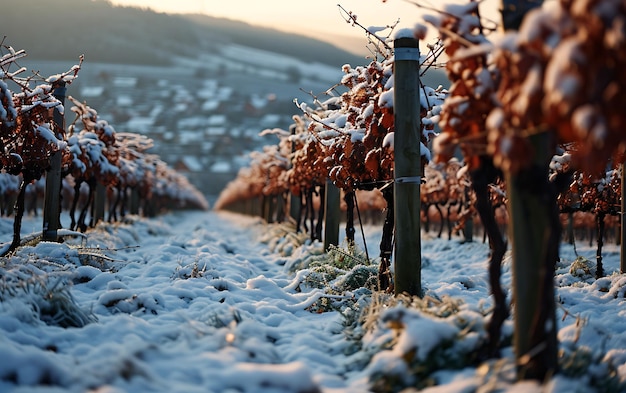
[1, 0, 365, 68]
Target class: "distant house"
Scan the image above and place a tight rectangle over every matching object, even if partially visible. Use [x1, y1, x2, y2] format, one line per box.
[174, 156, 203, 172]
[197, 79, 219, 99]
[260, 114, 281, 127]
[113, 77, 137, 88]
[207, 115, 227, 127]
[202, 99, 220, 111]
[217, 86, 233, 100]
[80, 86, 105, 98]
[177, 116, 205, 129]
[206, 127, 226, 137]
[210, 161, 232, 174]
[126, 117, 155, 134]
[116, 95, 133, 106]
[243, 95, 267, 116]
[173, 103, 188, 113]
[178, 130, 203, 145]
[201, 141, 215, 153]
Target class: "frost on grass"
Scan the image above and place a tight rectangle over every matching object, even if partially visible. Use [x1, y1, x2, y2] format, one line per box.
[0, 218, 152, 328]
[359, 294, 490, 392]
[0, 249, 96, 328]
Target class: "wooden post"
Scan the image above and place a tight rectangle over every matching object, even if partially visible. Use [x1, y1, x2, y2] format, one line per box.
[129, 187, 140, 215]
[262, 195, 272, 222]
[315, 184, 326, 241]
[344, 191, 356, 245]
[619, 163, 626, 274]
[463, 217, 474, 243]
[254, 195, 263, 217]
[506, 132, 558, 380]
[500, 0, 557, 381]
[501, 0, 542, 31]
[393, 35, 422, 297]
[290, 192, 301, 228]
[275, 193, 286, 222]
[93, 181, 106, 226]
[42, 82, 66, 241]
[289, 124, 302, 227]
[567, 212, 575, 244]
[323, 179, 340, 251]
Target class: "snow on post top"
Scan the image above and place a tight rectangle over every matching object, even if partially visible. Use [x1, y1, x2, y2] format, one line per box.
[394, 28, 415, 40]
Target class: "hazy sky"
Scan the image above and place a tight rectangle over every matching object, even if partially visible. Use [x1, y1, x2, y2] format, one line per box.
[109, 0, 503, 54]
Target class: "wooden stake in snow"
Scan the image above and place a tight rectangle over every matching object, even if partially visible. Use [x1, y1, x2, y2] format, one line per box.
[289, 124, 302, 228]
[323, 179, 340, 251]
[93, 181, 106, 226]
[393, 34, 422, 297]
[506, 131, 559, 380]
[42, 82, 66, 242]
[619, 162, 626, 274]
[130, 188, 140, 215]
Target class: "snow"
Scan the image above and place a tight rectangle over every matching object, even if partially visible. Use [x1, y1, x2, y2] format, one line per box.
[543, 38, 585, 110]
[0, 208, 625, 392]
[377, 89, 393, 108]
[220, 44, 342, 84]
[394, 28, 415, 39]
[35, 124, 66, 149]
[382, 132, 394, 151]
[413, 23, 429, 41]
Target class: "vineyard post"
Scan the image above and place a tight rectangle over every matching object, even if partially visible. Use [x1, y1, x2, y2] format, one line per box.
[245, 197, 253, 216]
[289, 124, 301, 225]
[323, 178, 340, 251]
[463, 216, 473, 243]
[255, 195, 263, 217]
[130, 188, 140, 215]
[264, 194, 277, 223]
[619, 162, 626, 274]
[42, 82, 66, 242]
[289, 193, 301, 227]
[289, 192, 301, 228]
[261, 195, 268, 221]
[505, 131, 558, 380]
[93, 181, 106, 226]
[393, 35, 422, 297]
[501, 0, 557, 381]
[269, 195, 277, 223]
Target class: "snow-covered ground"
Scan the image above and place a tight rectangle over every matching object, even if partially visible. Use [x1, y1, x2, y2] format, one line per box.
[0, 210, 625, 392]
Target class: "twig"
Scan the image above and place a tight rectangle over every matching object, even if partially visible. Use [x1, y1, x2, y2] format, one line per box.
[337, 4, 394, 52]
[403, 0, 499, 34]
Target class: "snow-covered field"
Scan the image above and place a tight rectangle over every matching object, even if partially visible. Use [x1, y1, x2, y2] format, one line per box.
[0, 210, 625, 392]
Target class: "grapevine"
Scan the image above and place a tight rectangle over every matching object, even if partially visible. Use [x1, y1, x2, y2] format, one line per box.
[0, 42, 208, 252]
[486, 0, 626, 175]
[0, 43, 82, 254]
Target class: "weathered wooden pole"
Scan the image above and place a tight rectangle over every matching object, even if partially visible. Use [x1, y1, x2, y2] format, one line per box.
[393, 33, 422, 297]
[463, 215, 474, 243]
[129, 188, 140, 215]
[506, 132, 559, 380]
[619, 163, 626, 274]
[501, 0, 557, 381]
[290, 192, 302, 229]
[93, 181, 106, 226]
[323, 179, 340, 251]
[261, 195, 269, 222]
[288, 124, 302, 228]
[42, 82, 66, 241]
